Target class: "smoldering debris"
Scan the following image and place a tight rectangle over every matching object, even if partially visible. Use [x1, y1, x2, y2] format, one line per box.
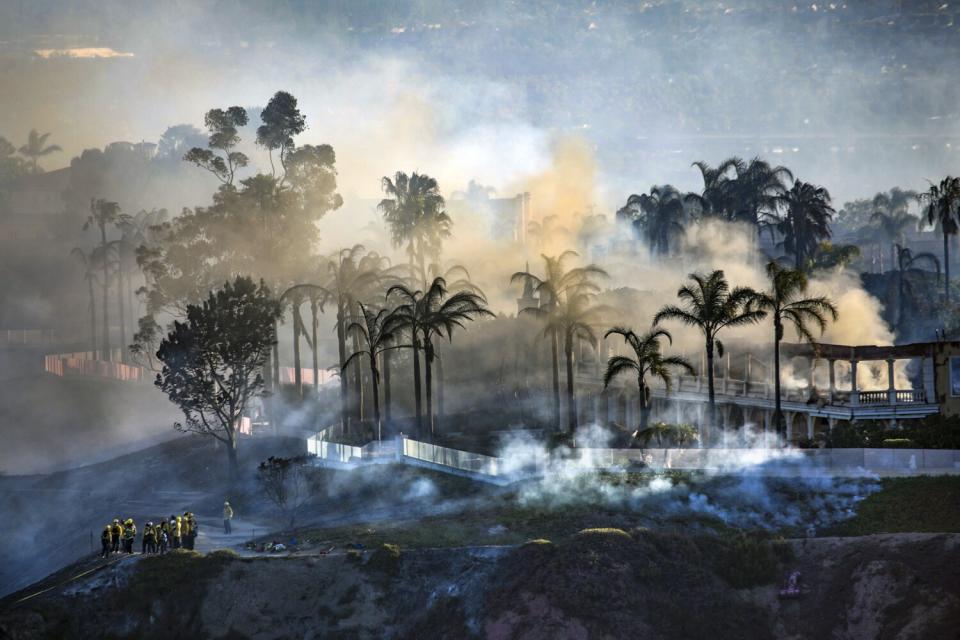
[494, 425, 880, 532]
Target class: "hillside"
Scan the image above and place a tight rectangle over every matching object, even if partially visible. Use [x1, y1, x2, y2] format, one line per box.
[0, 530, 957, 639]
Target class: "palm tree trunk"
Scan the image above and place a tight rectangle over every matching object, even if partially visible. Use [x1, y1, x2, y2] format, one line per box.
[272, 322, 280, 435]
[898, 268, 905, 330]
[117, 261, 126, 361]
[944, 232, 951, 303]
[384, 349, 392, 427]
[369, 353, 382, 441]
[565, 331, 576, 433]
[638, 381, 649, 432]
[436, 343, 445, 432]
[87, 278, 97, 354]
[100, 226, 110, 360]
[310, 299, 319, 395]
[412, 337, 423, 439]
[336, 306, 350, 430]
[425, 344, 434, 439]
[550, 329, 561, 432]
[706, 341, 716, 447]
[352, 328, 364, 423]
[773, 328, 783, 441]
[293, 308, 302, 398]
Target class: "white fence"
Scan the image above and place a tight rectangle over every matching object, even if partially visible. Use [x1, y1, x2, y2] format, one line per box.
[305, 429, 960, 480]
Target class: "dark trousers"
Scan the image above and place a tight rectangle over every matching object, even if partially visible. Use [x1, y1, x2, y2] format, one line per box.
[101, 540, 110, 558]
[123, 538, 133, 553]
[224, 519, 232, 534]
[172, 536, 181, 549]
[111, 538, 120, 553]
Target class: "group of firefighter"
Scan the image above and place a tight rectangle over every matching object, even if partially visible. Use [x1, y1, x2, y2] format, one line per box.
[100, 512, 198, 558]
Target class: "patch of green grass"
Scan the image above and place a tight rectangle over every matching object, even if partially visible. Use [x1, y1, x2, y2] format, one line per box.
[828, 475, 960, 535]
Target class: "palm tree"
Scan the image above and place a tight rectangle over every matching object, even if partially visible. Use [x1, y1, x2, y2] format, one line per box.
[918, 177, 960, 303]
[84, 199, 121, 360]
[654, 270, 764, 445]
[281, 284, 328, 397]
[105, 239, 131, 361]
[603, 326, 694, 435]
[894, 245, 940, 331]
[344, 303, 400, 441]
[70, 247, 98, 353]
[511, 252, 608, 432]
[750, 262, 837, 439]
[18, 129, 62, 174]
[776, 180, 835, 271]
[870, 209, 917, 273]
[616, 185, 688, 256]
[731, 157, 794, 229]
[378, 172, 452, 286]
[387, 277, 492, 438]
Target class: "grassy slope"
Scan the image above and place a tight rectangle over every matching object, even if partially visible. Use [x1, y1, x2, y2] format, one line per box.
[827, 476, 960, 536]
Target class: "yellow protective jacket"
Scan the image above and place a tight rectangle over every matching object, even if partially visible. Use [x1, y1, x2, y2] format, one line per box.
[143, 526, 156, 542]
[123, 524, 136, 540]
[111, 523, 123, 540]
[223, 504, 234, 519]
[173, 517, 182, 537]
[101, 527, 112, 543]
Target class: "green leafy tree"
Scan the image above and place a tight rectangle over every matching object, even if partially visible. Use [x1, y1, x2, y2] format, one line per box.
[918, 176, 960, 303]
[750, 262, 837, 437]
[18, 129, 61, 174]
[603, 326, 694, 434]
[155, 277, 280, 474]
[654, 270, 764, 444]
[378, 172, 452, 285]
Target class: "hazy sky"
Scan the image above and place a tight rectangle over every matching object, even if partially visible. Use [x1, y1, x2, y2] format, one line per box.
[2, 0, 959, 206]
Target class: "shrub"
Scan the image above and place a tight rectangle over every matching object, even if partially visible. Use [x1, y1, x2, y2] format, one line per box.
[366, 543, 401, 575]
[881, 438, 915, 449]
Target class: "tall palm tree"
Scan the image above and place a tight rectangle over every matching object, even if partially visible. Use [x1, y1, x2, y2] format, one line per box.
[387, 277, 492, 438]
[282, 284, 327, 397]
[511, 252, 608, 432]
[603, 326, 694, 434]
[70, 247, 98, 353]
[751, 262, 837, 438]
[870, 209, 917, 273]
[18, 129, 62, 174]
[776, 180, 835, 271]
[105, 240, 130, 361]
[918, 177, 960, 303]
[654, 270, 764, 445]
[894, 244, 940, 331]
[84, 199, 120, 360]
[732, 157, 794, 229]
[345, 303, 400, 441]
[378, 172, 452, 286]
[616, 185, 688, 256]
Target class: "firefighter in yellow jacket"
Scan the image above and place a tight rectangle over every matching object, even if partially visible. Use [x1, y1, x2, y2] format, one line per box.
[122, 519, 137, 553]
[182, 512, 197, 550]
[170, 515, 181, 549]
[100, 525, 113, 558]
[223, 501, 234, 535]
[110, 519, 123, 553]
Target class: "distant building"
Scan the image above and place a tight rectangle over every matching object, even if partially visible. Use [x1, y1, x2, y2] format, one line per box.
[448, 184, 532, 244]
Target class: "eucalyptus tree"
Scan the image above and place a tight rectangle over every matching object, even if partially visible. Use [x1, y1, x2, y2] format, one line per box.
[616, 185, 688, 256]
[511, 251, 608, 432]
[654, 270, 765, 444]
[281, 283, 328, 397]
[344, 302, 401, 440]
[378, 172, 452, 286]
[918, 176, 960, 303]
[18, 129, 61, 174]
[776, 180, 835, 271]
[84, 199, 121, 359]
[894, 245, 940, 331]
[603, 326, 694, 434]
[183, 106, 249, 186]
[750, 262, 837, 438]
[256, 91, 306, 180]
